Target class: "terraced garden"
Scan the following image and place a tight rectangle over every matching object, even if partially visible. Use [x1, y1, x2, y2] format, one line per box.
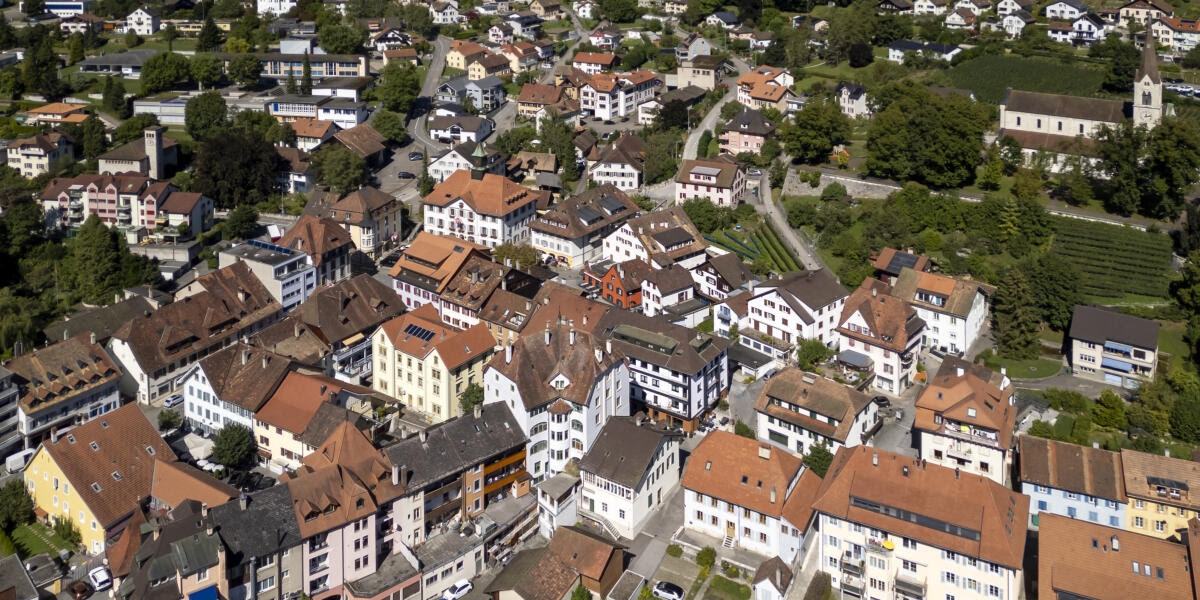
[1048, 217, 1174, 299]
[705, 221, 801, 273]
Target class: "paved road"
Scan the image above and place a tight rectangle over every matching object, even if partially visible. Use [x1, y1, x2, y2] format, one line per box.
[406, 36, 451, 152]
[682, 86, 734, 160]
[751, 171, 822, 271]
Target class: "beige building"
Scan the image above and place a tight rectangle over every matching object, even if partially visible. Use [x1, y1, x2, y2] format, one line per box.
[252, 371, 375, 473]
[914, 362, 1015, 485]
[677, 56, 727, 90]
[7, 133, 74, 178]
[302, 186, 402, 258]
[372, 304, 496, 423]
[1068, 305, 1158, 388]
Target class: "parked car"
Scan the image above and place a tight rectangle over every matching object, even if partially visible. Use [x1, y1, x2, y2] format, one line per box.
[163, 394, 183, 408]
[442, 580, 473, 600]
[408, 151, 424, 161]
[68, 581, 92, 600]
[397, 171, 416, 179]
[380, 252, 401, 269]
[88, 568, 112, 591]
[748, 168, 763, 176]
[872, 395, 891, 408]
[653, 581, 685, 600]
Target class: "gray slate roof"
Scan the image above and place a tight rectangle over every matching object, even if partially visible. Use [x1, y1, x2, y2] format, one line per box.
[1068, 305, 1159, 350]
[384, 403, 526, 490]
[579, 416, 679, 489]
[210, 484, 303, 562]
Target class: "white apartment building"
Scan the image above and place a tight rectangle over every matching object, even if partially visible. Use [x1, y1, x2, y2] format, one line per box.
[580, 71, 659, 120]
[682, 431, 822, 563]
[1068, 305, 1159, 388]
[529, 184, 639, 268]
[601, 207, 708, 270]
[579, 416, 682, 540]
[178, 344, 290, 436]
[888, 267, 990, 356]
[597, 311, 729, 434]
[124, 7, 159, 36]
[837, 280, 925, 396]
[914, 365, 1016, 485]
[714, 269, 849, 362]
[426, 143, 505, 184]
[536, 473, 581, 539]
[484, 325, 629, 482]
[756, 369, 878, 456]
[7, 133, 74, 179]
[690, 253, 752, 302]
[589, 146, 644, 190]
[812, 446, 1028, 600]
[640, 266, 696, 318]
[219, 241, 316, 312]
[421, 170, 542, 249]
[258, 0, 298, 14]
[1153, 17, 1200, 53]
[673, 156, 746, 208]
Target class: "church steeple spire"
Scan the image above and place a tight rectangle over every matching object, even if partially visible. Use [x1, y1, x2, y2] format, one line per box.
[1134, 28, 1163, 129]
[1137, 28, 1161, 85]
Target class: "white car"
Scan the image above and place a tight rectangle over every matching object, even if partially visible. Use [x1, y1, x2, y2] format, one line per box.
[652, 581, 684, 600]
[442, 580, 472, 600]
[89, 567, 112, 591]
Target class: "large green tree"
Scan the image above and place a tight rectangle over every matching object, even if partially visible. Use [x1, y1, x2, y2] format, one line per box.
[992, 269, 1041, 359]
[224, 204, 259, 239]
[0, 480, 33, 532]
[311, 145, 366, 194]
[1098, 118, 1200, 219]
[197, 17, 223, 51]
[211, 424, 257, 469]
[378, 62, 421, 113]
[1023, 254, 1080, 331]
[599, 0, 639, 22]
[228, 54, 262, 87]
[190, 53, 224, 89]
[185, 91, 228, 139]
[782, 98, 851, 164]
[141, 51, 191, 94]
[318, 23, 368, 54]
[193, 128, 282, 207]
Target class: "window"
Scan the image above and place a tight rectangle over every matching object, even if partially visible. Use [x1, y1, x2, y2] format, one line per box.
[257, 577, 276, 593]
[196, 568, 209, 582]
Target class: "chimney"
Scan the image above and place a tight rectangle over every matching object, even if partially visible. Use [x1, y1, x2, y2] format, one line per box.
[419, 429, 428, 443]
[954, 467, 960, 480]
[606, 339, 611, 354]
[391, 464, 400, 486]
[89, 332, 96, 345]
[526, 300, 532, 311]
[769, 486, 777, 504]
[583, 314, 588, 327]
[400, 464, 410, 487]
[474, 404, 482, 419]
[594, 347, 602, 363]
[328, 391, 336, 403]
[748, 280, 755, 294]
[242, 349, 249, 365]
[872, 452, 878, 467]
[505, 343, 512, 364]
[63, 329, 69, 341]
[569, 321, 575, 345]
[956, 367, 964, 377]
[501, 277, 507, 292]
[294, 321, 301, 338]
[902, 465, 909, 477]
[238, 494, 248, 510]
[263, 355, 269, 369]
[319, 384, 327, 396]
[202, 503, 210, 518]
[145, 126, 163, 180]
[871, 286, 877, 298]
[758, 445, 770, 460]
[13, 340, 22, 358]
[545, 324, 551, 345]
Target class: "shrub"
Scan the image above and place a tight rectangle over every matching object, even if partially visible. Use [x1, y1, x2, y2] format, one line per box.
[666, 544, 683, 558]
[696, 546, 716, 569]
[55, 518, 82, 546]
[734, 420, 755, 439]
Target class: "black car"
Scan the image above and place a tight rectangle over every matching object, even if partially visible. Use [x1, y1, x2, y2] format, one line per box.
[872, 395, 891, 408]
[380, 253, 401, 268]
[397, 171, 416, 179]
[408, 151, 424, 161]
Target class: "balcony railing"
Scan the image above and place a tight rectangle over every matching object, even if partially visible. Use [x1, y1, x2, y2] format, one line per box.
[867, 538, 893, 554]
[894, 574, 926, 599]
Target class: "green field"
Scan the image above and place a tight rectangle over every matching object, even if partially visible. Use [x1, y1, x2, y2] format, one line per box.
[705, 222, 801, 273]
[981, 353, 1063, 379]
[1049, 217, 1174, 299]
[944, 55, 1106, 104]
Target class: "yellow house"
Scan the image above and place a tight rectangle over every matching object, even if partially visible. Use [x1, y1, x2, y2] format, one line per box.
[1121, 448, 1200, 538]
[372, 304, 496, 424]
[24, 404, 175, 555]
[447, 40, 489, 70]
[253, 371, 374, 474]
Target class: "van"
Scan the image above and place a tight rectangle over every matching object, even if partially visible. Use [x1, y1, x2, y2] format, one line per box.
[6, 449, 35, 473]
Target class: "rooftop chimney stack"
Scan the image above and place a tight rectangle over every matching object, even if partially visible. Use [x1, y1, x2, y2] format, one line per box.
[391, 464, 400, 486]
[238, 494, 248, 510]
[872, 452, 878, 467]
[505, 343, 512, 364]
[474, 404, 482, 419]
[242, 349, 249, 365]
[956, 367, 964, 377]
[545, 324, 551, 345]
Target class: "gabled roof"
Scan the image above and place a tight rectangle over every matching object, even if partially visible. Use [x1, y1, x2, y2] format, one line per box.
[277, 215, 355, 265]
[621, 207, 707, 266]
[5, 333, 121, 414]
[548, 525, 623, 582]
[1068, 305, 1159, 349]
[1018, 435, 1126, 502]
[812, 446, 1028, 569]
[872, 247, 929, 277]
[756, 269, 848, 323]
[291, 117, 338, 139]
[1038, 514, 1192, 600]
[531, 184, 638, 240]
[890, 267, 992, 318]
[195, 343, 291, 412]
[384, 403, 525, 490]
[487, 324, 620, 411]
[915, 370, 1015, 450]
[838, 278, 923, 352]
[332, 123, 386, 159]
[675, 155, 743, 188]
[387, 231, 490, 292]
[726, 109, 776, 137]
[752, 557, 793, 595]
[572, 51, 618, 65]
[41, 404, 177, 529]
[518, 83, 563, 105]
[579, 416, 680, 489]
[7, 132, 72, 153]
[209, 484, 302, 562]
[755, 369, 872, 444]
[597, 310, 729, 377]
[681, 430, 802, 519]
[99, 135, 179, 162]
[484, 547, 579, 600]
[378, 304, 496, 369]
[291, 274, 406, 346]
[1002, 89, 1127, 124]
[421, 170, 547, 217]
[1121, 448, 1200, 509]
[149, 459, 238, 509]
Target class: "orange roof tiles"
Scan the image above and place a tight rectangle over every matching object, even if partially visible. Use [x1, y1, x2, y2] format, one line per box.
[377, 304, 496, 369]
[150, 459, 239, 509]
[421, 171, 545, 217]
[682, 430, 803, 519]
[291, 117, 337, 139]
[573, 51, 618, 65]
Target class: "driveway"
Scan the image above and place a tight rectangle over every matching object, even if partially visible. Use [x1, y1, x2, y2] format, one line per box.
[682, 88, 735, 161]
[868, 384, 921, 457]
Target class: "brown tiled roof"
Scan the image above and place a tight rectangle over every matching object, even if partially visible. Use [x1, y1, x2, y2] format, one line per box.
[518, 83, 563, 105]
[158, 191, 204, 214]
[548, 525, 623, 581]
[97, 136, 179, 162]
[999, 128, 1101, 157]
[755, 369, 872, 444]
[276, 146, 311, 174]
[622, 207, 707, 266]
[838, 278, 923, 353]
[752, 556, 793, 595]
[7, 132, 71, 153]
[41, 404, 177, 529]
[1002, 89, 1127, 123]
[891, 268, 992, 318]
[644, 264, 694, 294]
[523, 282, 611, 335]
[111, 262, 281, 374]
[780, 469, 821, 530]
[485, 547, 580, 600]
[249, 318, 328, 366]
[196, 343, 291, 412]
[449, 40, 489, 58]
[1038, 513, 1192, 600]
[257, 371, 374, 434]
[1018, 436, 1126, 502]
[387, 231, 490, 292]
[5, 333, 120, 414]
[812, 446, 1028, 569]
[438, 254, 520, 312]
[872, 247, 930, 277]
[471, 53, 510, 70]
[598, 258, 654, 291]
[681, 430, 802, 518]
[29, 102, 87, 115]
[486, 324, 620, 410]
[291, 117, 337, 139]
[573, 51, 618, 66]
[150, 459, 238, 509]
[277, 215, 355, 265]
[1121, 449, 1200, 510]
[915, 371, 1015, 450]
[674, 155, 743, 188]
[378, 304, 496, 369]
[290, 274, 405, 346]
[757, 269, 848, 324]
[333, 123, 386, 159]
[479, 288, 536, 332]
[422, 171, 547, 217]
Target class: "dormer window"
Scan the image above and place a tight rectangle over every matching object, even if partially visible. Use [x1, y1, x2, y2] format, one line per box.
[967, 408, 977, 418]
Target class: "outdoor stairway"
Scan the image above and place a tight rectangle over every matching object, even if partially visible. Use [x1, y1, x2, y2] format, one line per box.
[722, 535, 735, 548]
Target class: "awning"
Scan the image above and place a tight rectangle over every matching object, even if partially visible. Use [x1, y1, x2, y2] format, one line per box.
[1102, 357, 1133, 373]
[838, 349, 873, 369]
[1104, 341, 1134, 353]
[189, 586, 218, 600]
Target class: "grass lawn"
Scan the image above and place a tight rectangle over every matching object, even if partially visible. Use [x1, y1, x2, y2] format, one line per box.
[11, 523, 74, 558]
[1038, 328, 1064, 345]
[982, 353, 1062, 379]
[1158, 321, 1187, 359]
[705, 576, 750, 600]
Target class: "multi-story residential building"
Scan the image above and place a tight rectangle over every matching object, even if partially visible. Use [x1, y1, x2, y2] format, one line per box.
[677, 56, 725, 89]
[588, 134, 646, 191]
[421, 170, 547, 248]
[7, 133, 74, 178]
[719, 109, 777, 156]
[258, 0, 297, 14]
[302, 186, 401, 258]
[24, 404, 176, 554]
[690, 253, 752, 302]
[178, 343, 291, 437]
[124, 7, 159, 35]
[5, 333, 120, 451]
[597, 311, 729, 433]
[1120, 0, 1173, 28]
[500, 42, 539, 73]
[291, 118, 338, 152]
[872, 248, 932, 286]
[1038, 514, 1197, 600]
[1068, 305, 1159, 388]
[578, 416, 681, 540]
[756, 369, 878, 456]
[1153, 17, 1200, 53]
[682, 431, 822, 562]
[812, 446, 1029, 600]
[433, 254, 540, 329]
[277, 215, 356, 286]
[265, 94, 368, 132]
[579, 71, 659, 120]
[572, 52, 619, 74]
[209, 485, 305, 600]
[837, 279, 925, 395]
[602, 207, 708, 270]
[914, 364, 1015, 484]
[219, 240, 317, 312]
[641, 266, 696, 318]
[467, 54, 511, 80]
[1121, 448, 1200, 538]
[485, 324, 628, 481]
[517, 83, 565, 119]
[427, 142, 505, 184]
[888, 268, 989, 356]
[386, 232, 490, 314]
[112, 500, 231, 600]
[435, 76, 506, 114]
[536, 473, 580, 538]
[25, 102, 89, 126]
[213, 52, 369, 80]
[252, 371, 375, 473]
[446, 40, 489, 70]
[584, 258, 654, 310]
[735, 66, 795, 110]
[372, 304, 496, 424]
[715, 269, 849, 361]
[249, 275, 406, 385]
[531, 184, 640, 267]
[109, 262, 283, 405]
[1018, 435, 1127, 529]
[674, 156, 746, 208]
[38, 176, 186, 232]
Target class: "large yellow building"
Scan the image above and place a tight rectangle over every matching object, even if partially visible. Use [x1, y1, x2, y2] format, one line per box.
[1121, 448, 1200, 539]
[24, 404, 175, 554]
[372, 304, 496, 424]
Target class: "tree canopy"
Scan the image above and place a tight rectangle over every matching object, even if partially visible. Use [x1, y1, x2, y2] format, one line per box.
[311, 145, 367, 194]
[185, 91, 228, 139]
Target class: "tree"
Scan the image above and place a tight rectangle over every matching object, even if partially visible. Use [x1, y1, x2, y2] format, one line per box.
[1171, 393, 1200, 443]
[285, 70, 298, 94]
[1024, 254, 1080, 331]
[211, 424, 256, 469]
[0, 480, 33, 532]
[681, 198, 732, 234]
[191, 53, 224, 90]
[696, 130, 713, 158]
[642, 131, 680, 185]
[378, 62, 421, 113]
[825, 2, 875, 64]
[54, 518, 81, 546]
[185, 91, 228, 139]
[1090, 34, 1139, 93]
[373, 109, 406, 143]
[1185, 45, 1200, 69]
[493, 243, 539, 269]
[301, 53, 313, 95]
[225, 204, 259, 239]
[1028, 420, 1055, 439]
[848, 42, 874, 67]
[696, 547, 716, 569]
[599, 0, 639, 22]
[141, 51, 190, 94]
[311, 145, 366, 194]
[228, 54, 262, 87]
[194, 128, 281, 207]
[124, 30, 142, 48]
[162, 23, 179, 51]
[571, 586, 590, 600]
[22, 32, 62, 99]
[398, 3, 435, 36]
[318, 23, 368, 54]
[796, 339, 831, 370]
[782, 98, 852, 164]
[1092, 389, 1127, 429]
[23, 0, 44, 16]
[803, 444, 833, 477]
[656, 99, 689, 131]
[159, 408, 183, 431]
[68, 34, 84, 65]
[458, 383, 484, 413]
[197, 17, 223, 51]
[80, 114, 107, 161]
[1143, 117, 1200, 220]
[992, 269, 1040, 359]
[70, 215, 123, 304]
[418, 154, 434, 196]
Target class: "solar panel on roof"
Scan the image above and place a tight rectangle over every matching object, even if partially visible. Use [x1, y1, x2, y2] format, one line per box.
[691, 165, 722, 177]
[404, 323, 436, 341]
[576, 206, 603, 225]
[886, 252, 920, 274]
[599, 194, 626, 215]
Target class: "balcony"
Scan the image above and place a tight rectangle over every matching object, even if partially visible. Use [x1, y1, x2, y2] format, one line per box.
[901, 352, 915, 369]
[894, 574, 926, 599]
[867, 538, 894, 554]
[840, 555, 864, 577]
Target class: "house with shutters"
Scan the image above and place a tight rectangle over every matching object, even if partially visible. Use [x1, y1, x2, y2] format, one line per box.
[719, 109, 776, 156]
[714, 269, 849, 363]
[887, 267, 991, 356]
[427, 142, 506, 183]
[579, 416, 682, 539]
[277, 215, 355, 286]
[1018, 435, 1127, 529]
[589, 133, 646, 190]
[673, 156, 746, 208]
[601, 206, 708, 269]
[836, 279, 925, 395]
[914, 362, 1016, 485]
[530, 184, 640, 267]
[1067, 305, 1159, 387]
[755, 368, 878, 457]
[421, 170, 547, 248]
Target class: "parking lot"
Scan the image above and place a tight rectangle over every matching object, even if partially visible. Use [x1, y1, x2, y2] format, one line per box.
[651, 553, 702, 595]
